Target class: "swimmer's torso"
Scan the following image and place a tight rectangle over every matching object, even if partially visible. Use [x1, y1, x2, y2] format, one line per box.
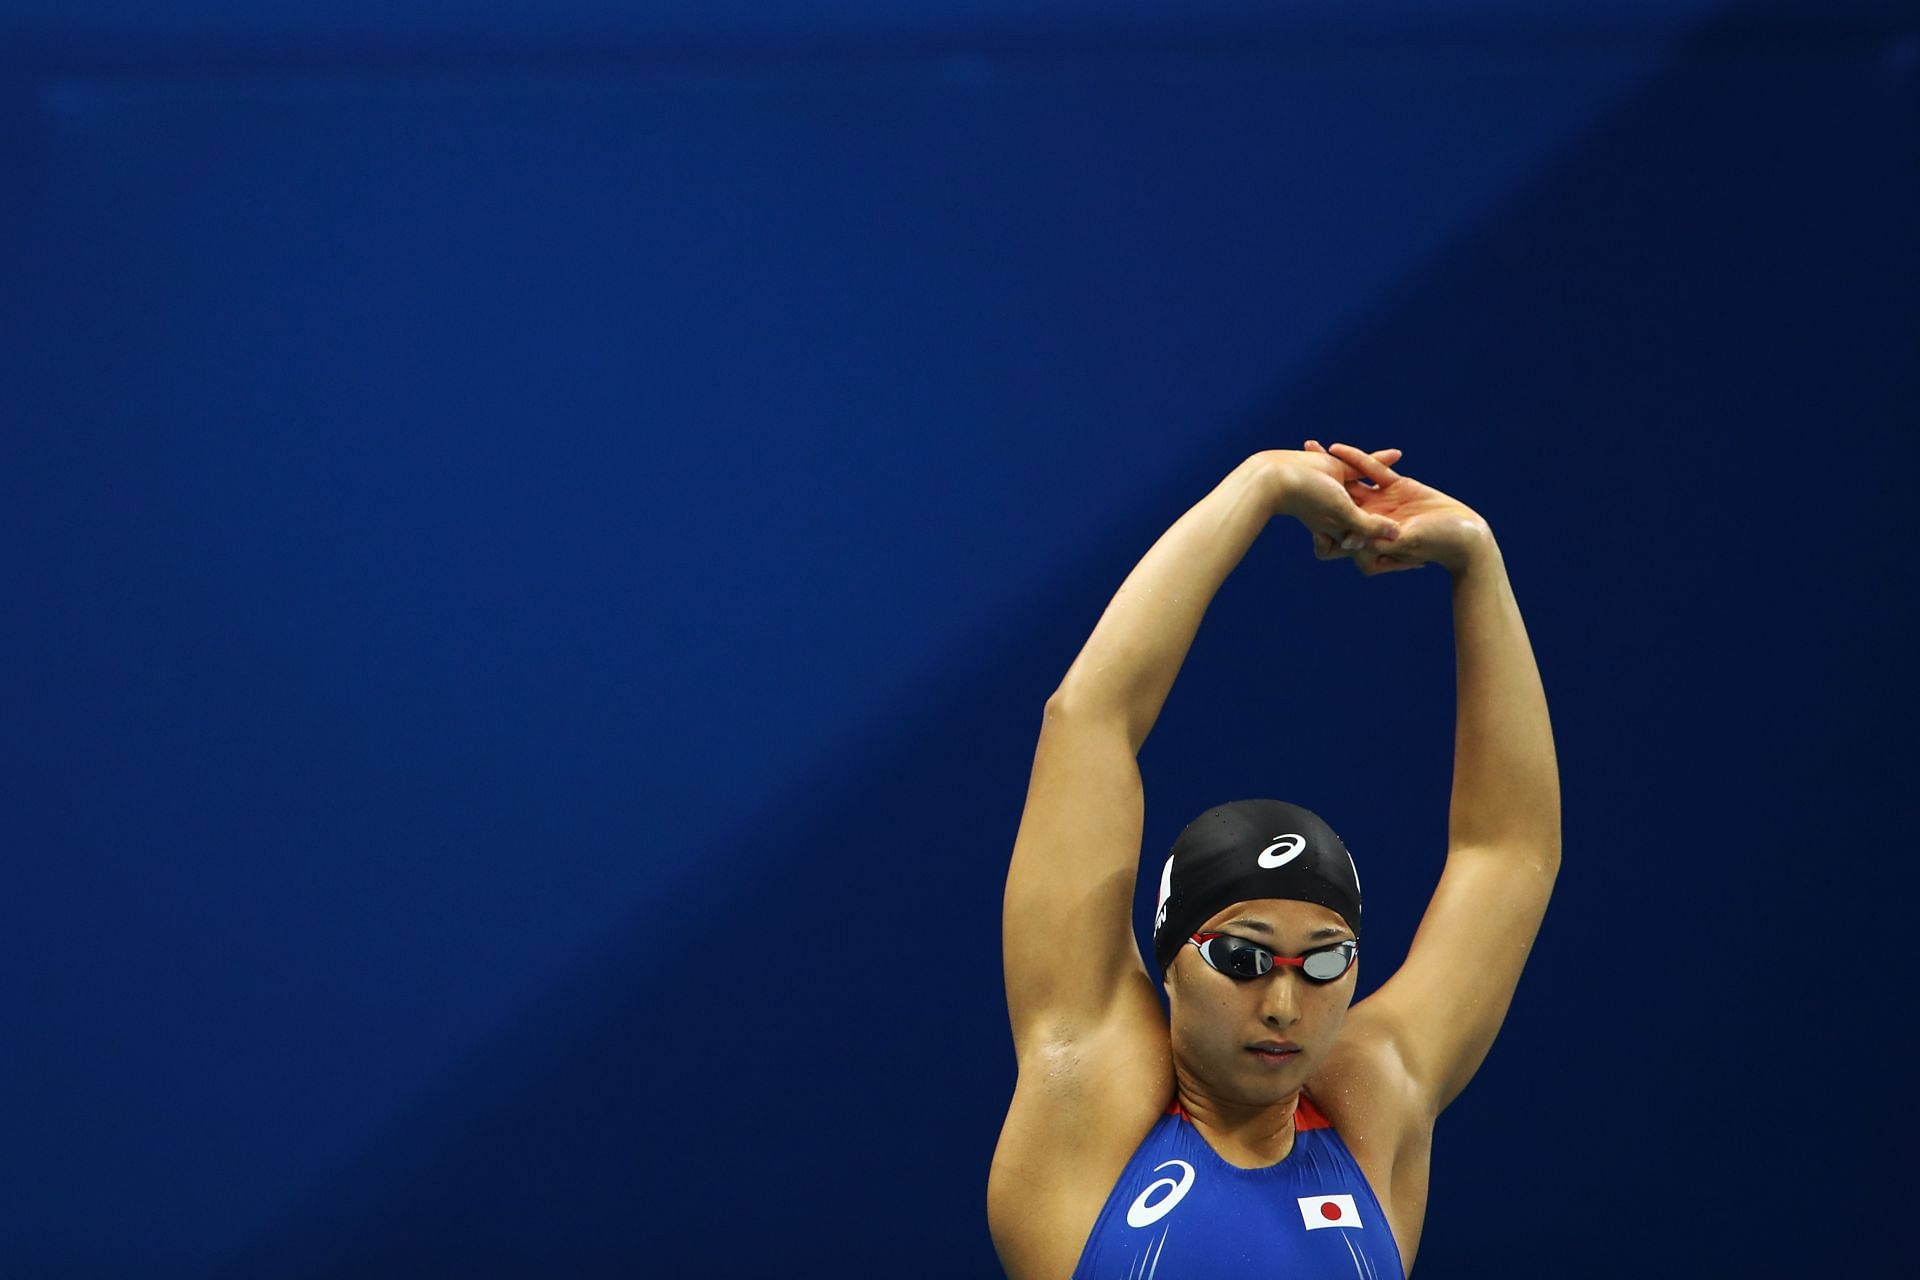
[988, 1024, 1428, 1280]
[1070, 1093, 1404, 1280]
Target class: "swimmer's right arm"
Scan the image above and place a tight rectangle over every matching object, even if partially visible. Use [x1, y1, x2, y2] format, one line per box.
[1046, 450, 1399, 747]
[1001, 451, 1398, 1056]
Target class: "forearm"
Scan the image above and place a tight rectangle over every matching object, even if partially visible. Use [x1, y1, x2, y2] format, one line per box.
[1446, 533, 1561, 859]
[1050, 454, 1281, 752]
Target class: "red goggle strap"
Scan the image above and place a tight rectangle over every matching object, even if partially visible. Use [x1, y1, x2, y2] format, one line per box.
[1190, 932, 1309, 967]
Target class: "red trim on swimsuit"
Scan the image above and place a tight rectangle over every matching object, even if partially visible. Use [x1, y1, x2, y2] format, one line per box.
[1165, 1093, 1331, 1130]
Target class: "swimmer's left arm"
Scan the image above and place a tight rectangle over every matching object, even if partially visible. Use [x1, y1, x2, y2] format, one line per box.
[1322, 445, 1562, 1116]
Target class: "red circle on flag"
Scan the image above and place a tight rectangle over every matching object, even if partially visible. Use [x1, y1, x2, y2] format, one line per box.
[1320, 1202, 1343, 1221]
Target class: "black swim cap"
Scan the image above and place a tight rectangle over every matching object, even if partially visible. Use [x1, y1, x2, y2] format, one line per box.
[1151, 799, 1362, 979]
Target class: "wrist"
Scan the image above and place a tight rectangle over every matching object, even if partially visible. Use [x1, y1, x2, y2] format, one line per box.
[1249, 451, 1302, 519]
[1444, 518, 1498, 576]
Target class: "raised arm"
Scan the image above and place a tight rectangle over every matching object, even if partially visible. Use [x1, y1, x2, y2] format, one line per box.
[1001, 449, 1402, 1058]
[1325, 443, 1562, 1115]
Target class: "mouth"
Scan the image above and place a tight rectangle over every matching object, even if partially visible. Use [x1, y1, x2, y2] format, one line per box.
[1246, 1041, 1301, 1064]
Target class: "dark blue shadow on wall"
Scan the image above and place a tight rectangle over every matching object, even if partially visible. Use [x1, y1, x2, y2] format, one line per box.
[199, 2, 1918, 1276]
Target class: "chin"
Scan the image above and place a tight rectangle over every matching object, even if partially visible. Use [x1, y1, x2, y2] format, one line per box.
[1237, 1053, 1307, 1080]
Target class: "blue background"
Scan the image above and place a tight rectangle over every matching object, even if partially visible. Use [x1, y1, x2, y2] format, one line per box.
[4, 1, 1914, 1275]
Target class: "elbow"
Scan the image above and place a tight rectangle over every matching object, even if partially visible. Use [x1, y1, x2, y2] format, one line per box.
[1043, 685, 1139, 742]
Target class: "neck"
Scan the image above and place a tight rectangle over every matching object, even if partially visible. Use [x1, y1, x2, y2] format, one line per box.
[1173, 1073, 1303, 1167]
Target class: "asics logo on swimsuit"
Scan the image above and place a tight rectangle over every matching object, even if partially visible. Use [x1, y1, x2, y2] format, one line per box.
[1126, 1160, 1196, 1228]
[1257, 834, 1307, 868]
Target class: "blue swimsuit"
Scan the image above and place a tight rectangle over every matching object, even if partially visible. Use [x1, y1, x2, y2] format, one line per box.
[1070, 1093, 1406, 1279]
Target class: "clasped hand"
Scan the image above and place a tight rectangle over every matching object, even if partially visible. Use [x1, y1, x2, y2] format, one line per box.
[1264, 441, 1490, 575]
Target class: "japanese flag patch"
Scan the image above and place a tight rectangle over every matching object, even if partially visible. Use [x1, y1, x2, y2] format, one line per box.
[1297, 1193, 1362, 1230]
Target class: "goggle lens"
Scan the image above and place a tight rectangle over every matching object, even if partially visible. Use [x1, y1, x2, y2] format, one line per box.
[1301, 944, 1357, 980]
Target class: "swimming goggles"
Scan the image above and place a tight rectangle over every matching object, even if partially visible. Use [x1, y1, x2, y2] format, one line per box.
[1188, 932, 1358, 982]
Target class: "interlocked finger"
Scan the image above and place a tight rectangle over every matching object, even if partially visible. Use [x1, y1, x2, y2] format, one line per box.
[1305, 439, 1402, 482]
[1327, 442, 1401, 488]
[1349, 539, 1424, 575]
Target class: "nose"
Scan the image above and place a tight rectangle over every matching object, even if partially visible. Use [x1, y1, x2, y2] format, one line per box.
[1259, 969, 1302, 1028]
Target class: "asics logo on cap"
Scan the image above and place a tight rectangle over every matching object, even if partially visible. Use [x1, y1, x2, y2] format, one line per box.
[1257, 834, 1307, 868]
[1154, 855, 1175, 932]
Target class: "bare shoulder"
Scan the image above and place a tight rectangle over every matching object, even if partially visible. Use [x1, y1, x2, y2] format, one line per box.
[988, 994, 1174, 1280]
[1307, 1006, 1437, 1272]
